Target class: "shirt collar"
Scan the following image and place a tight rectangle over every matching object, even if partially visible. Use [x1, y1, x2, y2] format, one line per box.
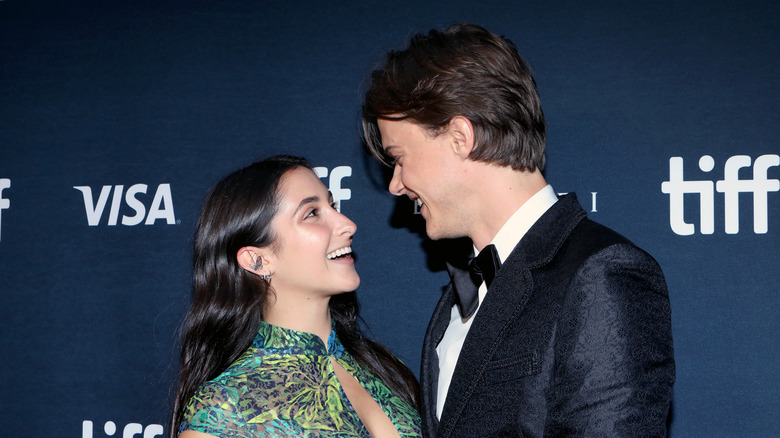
[474, 184, 558, 262]
[253, 320, 344, 357]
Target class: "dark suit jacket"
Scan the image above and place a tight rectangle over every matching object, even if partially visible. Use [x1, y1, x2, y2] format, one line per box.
[420, 194, 675, 437]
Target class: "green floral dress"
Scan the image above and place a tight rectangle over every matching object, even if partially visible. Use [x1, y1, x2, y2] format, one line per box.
[181, 322, 422, 437]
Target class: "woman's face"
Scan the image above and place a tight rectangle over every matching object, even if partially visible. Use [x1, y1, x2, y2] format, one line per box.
[265, 167, 359, 299]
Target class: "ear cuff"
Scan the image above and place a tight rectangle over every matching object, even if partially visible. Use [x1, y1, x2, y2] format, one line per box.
[250, 254, 271, 282]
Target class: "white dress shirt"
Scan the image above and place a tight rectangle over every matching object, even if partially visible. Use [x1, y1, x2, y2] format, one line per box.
[435, 184, 558, 419]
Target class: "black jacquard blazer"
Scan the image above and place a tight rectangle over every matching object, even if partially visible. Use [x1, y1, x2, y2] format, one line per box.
[420, 194, 675, 437]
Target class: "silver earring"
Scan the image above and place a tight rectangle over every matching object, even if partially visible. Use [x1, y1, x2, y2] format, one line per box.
[260, 273, 272, 281]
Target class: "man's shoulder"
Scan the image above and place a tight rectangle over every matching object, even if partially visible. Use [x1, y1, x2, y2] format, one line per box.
[553, 217, 665, 284]
[528, 196, 661, 275]
[515, 194, 633, 267]
[569, 217, 633, 249]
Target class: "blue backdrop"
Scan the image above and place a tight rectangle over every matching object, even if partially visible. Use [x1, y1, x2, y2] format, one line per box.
[1, 1, 778, 437]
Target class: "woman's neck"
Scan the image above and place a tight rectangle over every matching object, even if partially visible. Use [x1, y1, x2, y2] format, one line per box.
[263, 295, 333, 346]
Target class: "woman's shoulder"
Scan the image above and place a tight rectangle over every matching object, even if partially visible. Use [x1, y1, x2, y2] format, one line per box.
[188, 351, 269, 402]
[210, 354, 277, 389]
[184, 355, 276, 425]
[189, 377, 241, 410]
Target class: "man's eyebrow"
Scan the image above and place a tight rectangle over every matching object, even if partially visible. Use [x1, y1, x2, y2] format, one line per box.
[382, 145, 401, 163]
[294, 195, 319, 215]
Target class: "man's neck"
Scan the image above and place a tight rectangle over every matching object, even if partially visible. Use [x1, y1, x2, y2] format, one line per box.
[467, 166, 547, 251]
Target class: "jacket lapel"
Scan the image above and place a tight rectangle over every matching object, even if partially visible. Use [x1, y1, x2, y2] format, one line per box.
[436, 255, 533, 436]
[421, 283, 456, 437]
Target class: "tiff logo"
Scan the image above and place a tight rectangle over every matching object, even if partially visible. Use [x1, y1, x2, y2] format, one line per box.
[313, 165, 352, 211]
[661, 155, 779, 235]
[82, 420, 162, 438]
[0, 178, 9, 242]
[74, 183, 177, 226]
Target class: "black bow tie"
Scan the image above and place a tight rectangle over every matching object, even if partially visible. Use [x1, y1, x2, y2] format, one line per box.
[451, 244, 501, 318]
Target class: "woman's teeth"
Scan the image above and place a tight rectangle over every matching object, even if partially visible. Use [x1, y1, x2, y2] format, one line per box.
[327, 247, 353, 260]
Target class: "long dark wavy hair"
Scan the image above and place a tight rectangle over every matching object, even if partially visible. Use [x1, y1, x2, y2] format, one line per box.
[169, 155, 420, 437]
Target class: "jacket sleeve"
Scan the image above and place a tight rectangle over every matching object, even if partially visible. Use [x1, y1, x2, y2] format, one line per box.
[546, 243, 675, 437]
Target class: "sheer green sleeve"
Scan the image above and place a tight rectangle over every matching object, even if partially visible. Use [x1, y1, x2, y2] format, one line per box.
[181, 383, 250, 438]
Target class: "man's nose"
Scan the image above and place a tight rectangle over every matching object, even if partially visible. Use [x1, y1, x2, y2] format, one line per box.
[388, 164, 405, 196]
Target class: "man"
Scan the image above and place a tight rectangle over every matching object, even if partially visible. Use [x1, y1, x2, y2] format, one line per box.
[362, 24, 674, 437]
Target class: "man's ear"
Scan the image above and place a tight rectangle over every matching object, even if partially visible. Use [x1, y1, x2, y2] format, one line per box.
[448, 115, 475, 159]
[237, 246, 270, 275]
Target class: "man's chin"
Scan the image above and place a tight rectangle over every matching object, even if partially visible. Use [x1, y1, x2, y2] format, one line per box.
[423, 222, 438, 240]
[424, 222, 458, 241]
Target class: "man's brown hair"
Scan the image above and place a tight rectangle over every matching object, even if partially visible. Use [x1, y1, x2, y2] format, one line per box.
[362, 23, 546, 172]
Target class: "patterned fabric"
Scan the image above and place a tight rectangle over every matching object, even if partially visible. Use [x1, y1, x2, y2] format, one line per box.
[181, 321, 422, 437]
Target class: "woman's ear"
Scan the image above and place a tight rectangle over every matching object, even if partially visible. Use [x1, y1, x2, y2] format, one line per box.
[237, 246, 267, 274]
[448, 115, 475, 159]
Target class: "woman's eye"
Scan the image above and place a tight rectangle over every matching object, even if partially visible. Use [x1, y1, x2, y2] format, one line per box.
[330, 201, 339, 211]
[304, 208, 318, 219]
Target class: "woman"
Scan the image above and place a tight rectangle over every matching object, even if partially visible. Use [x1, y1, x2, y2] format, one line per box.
[170, 156, 421, 437]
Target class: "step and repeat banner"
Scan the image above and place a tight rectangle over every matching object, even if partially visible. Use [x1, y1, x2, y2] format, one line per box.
[1, 1, 777, 437]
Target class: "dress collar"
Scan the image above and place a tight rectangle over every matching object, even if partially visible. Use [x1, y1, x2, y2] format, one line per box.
[253, 320, 345, 357]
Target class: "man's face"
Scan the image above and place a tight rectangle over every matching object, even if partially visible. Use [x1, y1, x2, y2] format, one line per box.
[377, 118, 469, 240]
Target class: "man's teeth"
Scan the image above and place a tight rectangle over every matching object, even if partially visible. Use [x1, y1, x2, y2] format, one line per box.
[327, 247, 353, 259]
